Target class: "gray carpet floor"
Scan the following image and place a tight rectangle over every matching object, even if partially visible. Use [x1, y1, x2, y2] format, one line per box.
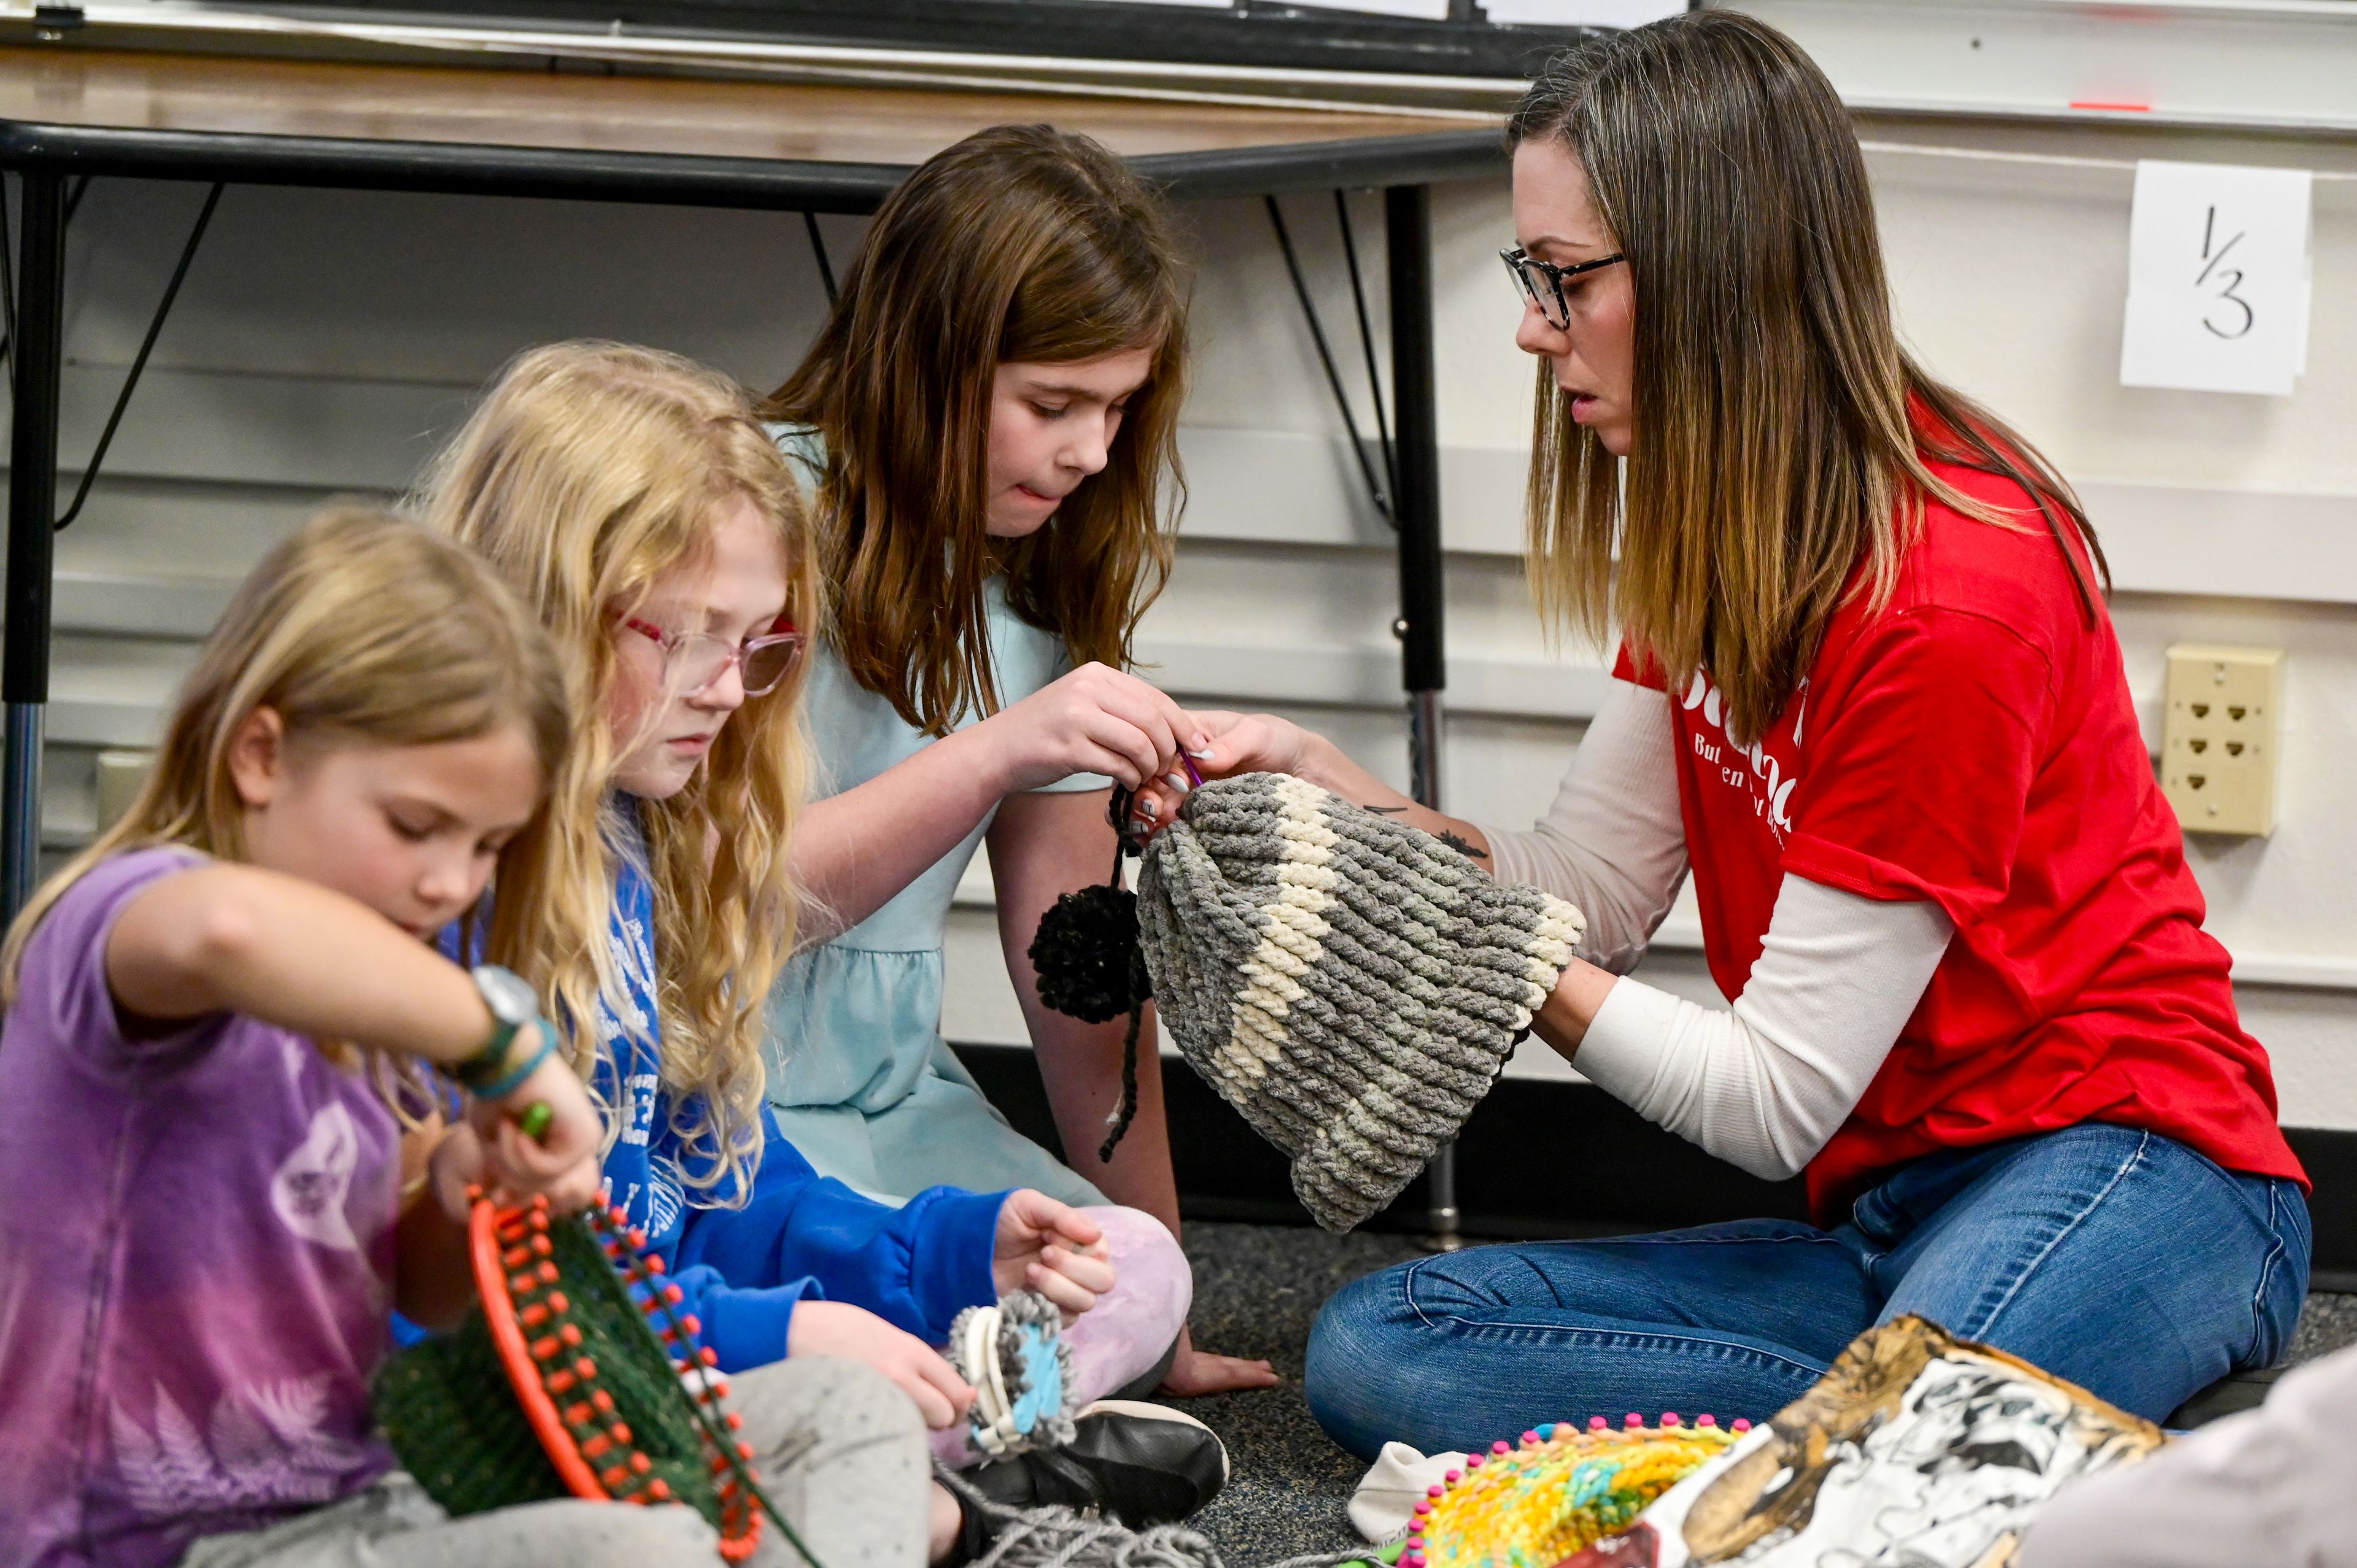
[1168, 1221, 2357, 1567]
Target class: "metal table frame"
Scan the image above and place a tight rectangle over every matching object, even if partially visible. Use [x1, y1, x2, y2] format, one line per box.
[0, 107, 1495, 1237]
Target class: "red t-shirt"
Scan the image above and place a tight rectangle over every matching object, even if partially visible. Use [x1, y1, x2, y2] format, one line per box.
[1616, 459, 2305, 1221]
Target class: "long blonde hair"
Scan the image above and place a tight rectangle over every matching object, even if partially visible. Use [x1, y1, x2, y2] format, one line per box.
[420, 341, 818, 1200]
[764, 123, 1189, 735]
[1, 508, 571, 1025]
[1509, 12, 2105, 743]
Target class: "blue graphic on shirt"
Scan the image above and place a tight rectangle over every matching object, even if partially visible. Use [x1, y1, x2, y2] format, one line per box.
[588, 800, 1008, 1371]
[428, 800, 1005, 1367]
[593, 812, 736, 1251]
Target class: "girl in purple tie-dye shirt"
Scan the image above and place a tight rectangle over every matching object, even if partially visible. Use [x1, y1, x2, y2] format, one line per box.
[0, 511, 611, 1568]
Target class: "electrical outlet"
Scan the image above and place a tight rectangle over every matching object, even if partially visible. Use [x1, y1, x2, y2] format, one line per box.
[2161, 645, 2283, 838]
[94, 749, 152, 833]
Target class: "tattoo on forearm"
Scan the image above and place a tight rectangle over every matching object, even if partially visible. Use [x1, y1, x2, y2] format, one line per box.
[1361, 802, 1488, 859]
[1437, 831, 1488, 859]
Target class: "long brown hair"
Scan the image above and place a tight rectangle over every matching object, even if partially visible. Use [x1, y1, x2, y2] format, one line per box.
[764, 123, 1189, 735]
[421, 342, 819, 1200]
[1509, 11, 2107, 743]
[2, 506, 570, 1028]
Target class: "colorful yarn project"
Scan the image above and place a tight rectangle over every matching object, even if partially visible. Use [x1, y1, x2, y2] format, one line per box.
[1409, 1415, 1747, 1568]
[948, 1291, 1080, 1458]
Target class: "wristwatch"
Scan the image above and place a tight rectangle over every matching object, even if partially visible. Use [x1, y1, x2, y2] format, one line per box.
[454, 964, 540, 1092]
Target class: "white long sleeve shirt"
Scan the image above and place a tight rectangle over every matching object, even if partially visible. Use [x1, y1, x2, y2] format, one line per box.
[1479, 679, 1954, 1181]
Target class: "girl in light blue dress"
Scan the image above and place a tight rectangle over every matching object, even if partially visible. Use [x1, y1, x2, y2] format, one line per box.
[760, 125, 1275, 1396]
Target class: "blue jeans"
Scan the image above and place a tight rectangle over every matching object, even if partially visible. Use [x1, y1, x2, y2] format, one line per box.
[1306, 1126, 2309, 1459]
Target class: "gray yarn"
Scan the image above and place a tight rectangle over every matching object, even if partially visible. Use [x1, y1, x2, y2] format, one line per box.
[935, 1466, 1226, 1568]
[1138, 773, 1585, 1231]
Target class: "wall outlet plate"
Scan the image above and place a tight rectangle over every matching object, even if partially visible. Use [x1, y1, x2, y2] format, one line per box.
[94, 749, 153, 834]
[2161, 644, 2283, 838]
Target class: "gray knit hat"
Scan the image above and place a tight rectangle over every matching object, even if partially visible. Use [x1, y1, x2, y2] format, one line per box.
[1137, 772, 1586, 1231]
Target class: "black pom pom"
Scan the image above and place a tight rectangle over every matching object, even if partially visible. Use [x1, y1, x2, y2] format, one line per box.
[1031, 792, 1158, 1161]
[1028, 884, 1150, 1025]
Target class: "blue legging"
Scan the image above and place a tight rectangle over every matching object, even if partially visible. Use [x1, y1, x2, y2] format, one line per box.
[1306, 1125, 2308, 1459]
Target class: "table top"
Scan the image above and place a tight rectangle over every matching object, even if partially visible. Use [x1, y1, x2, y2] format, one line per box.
[0, 45, 1504, 207]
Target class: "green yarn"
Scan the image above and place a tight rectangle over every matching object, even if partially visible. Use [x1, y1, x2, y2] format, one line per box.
[370, 1211, 723, 1526]
[371, 1296, 569, 1515]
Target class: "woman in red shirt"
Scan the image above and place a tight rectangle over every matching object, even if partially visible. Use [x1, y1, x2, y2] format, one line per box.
[1156, 10, 2309, 1454]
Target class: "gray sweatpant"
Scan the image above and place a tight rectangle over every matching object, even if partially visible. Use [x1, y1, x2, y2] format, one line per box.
[180, 1357, 929, 1568]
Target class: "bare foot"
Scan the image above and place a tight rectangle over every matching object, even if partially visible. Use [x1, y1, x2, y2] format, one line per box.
[1158, 1326, 1280, 1397]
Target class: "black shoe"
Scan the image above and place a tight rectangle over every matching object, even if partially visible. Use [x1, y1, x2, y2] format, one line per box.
[966, 1399, 1229, 1527]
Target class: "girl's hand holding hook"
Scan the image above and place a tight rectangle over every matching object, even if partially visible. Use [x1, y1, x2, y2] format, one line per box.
[460, 1018, 604, 1214]
[1129, 708, 1309, 835]
[976, 662, 1211, 797]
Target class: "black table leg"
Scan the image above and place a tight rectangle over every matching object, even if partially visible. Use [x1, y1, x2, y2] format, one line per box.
[4, 170, 66, 919]
[1387, 182, 1461, 1250]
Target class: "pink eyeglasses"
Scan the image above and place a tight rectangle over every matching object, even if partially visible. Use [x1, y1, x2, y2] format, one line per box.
[619, 614, 805, 698]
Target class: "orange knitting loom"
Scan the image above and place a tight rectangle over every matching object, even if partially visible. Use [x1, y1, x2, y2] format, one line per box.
[468, 1192, 765, 1561]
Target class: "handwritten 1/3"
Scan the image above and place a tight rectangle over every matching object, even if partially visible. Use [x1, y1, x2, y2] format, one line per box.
[2196, 205, 2255, 341]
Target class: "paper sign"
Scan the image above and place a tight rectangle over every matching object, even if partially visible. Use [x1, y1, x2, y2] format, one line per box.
[1482, 0, 1686, 24]
[2120, 160, 2313, 398]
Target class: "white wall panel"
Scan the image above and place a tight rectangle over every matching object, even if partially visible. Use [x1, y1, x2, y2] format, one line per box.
[14, 96, 2355, 1134]
[1727, 0, 2357, 136]
[60, 179, 854, 386]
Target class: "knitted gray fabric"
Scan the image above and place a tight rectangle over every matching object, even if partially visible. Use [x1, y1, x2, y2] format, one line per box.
[1137, 773, 1586, 1231]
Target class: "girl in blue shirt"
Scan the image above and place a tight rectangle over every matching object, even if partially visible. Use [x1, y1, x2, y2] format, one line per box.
[423, 341, 1218, 1551]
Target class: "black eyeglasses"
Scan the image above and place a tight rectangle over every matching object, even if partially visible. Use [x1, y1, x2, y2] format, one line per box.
[1500, 246, 1626, 330]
